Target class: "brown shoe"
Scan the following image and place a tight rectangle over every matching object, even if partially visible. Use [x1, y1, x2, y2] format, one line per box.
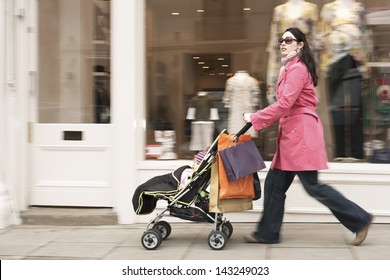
[352, 215, 373, 246]
[243, 234, 280, 244]
[243, 235, 260, 243]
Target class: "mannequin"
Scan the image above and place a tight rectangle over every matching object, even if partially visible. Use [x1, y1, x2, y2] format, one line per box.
[318, 0, 367, 161]
[266, 0, 318, 104]
[318, 0, 367, 73]
[186, 91, 219, 151]
[327, 40, 364, 160]
[223, 71, 260, 137]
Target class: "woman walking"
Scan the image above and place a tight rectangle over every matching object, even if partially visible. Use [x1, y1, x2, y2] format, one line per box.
[243, 27, 372, 245]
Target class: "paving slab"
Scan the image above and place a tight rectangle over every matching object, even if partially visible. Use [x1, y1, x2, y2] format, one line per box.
[0, 223, 389, 260]
[27, 242, 116, 259]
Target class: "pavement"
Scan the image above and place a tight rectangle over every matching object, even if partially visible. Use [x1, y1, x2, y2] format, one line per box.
[1, 221, 390, 260]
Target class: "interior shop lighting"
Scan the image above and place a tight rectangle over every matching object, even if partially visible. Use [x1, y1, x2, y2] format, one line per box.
[171, 12, 180, 16]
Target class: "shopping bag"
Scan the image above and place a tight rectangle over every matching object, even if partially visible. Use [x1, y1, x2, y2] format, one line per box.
[209, 157, 221, 213]
[217, 133, 255, 200]
[209, 157, 253, 213]
[220, 139, 266, 182]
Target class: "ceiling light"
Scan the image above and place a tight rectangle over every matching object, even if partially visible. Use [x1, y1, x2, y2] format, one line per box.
[243, 8, 251, 11]
[171, 12, 180, 16]
[198, 61, 205, 65]
[197, 9, 204, 13]
[193, 56, 200, 59]
[217, 58, 225, 61]
[222, 64, 229, 68]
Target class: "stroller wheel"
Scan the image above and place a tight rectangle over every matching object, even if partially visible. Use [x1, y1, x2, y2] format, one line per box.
[153, 221, 172, 240]
[141, 229, 162, 250]
[208, 230, 228, 250]
[219, 221, 233, 239]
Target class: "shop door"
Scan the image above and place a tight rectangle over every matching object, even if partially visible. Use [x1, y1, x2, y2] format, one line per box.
[30, 0, 113, 206]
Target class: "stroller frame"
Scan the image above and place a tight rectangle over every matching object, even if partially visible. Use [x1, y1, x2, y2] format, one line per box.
[140, 133, 233, 250]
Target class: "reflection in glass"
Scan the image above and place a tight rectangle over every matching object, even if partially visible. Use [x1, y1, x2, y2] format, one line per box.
[37, 0, 110, 123]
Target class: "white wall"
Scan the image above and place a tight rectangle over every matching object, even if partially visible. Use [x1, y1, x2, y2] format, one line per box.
[111, 0, 146, 224]
[0, 0, 11, 228]
[0, 0, 25, 228]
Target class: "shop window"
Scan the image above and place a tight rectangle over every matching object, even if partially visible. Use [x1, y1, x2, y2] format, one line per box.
[37, 0, 111, 123]
[146, 0, 390, 163]
[364, 21, 390, 163]
[145, 0, 272, 160]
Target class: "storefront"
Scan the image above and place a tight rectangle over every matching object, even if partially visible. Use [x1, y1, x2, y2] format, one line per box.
[141, 0, 390, 224]
[0, 0, 389, 228]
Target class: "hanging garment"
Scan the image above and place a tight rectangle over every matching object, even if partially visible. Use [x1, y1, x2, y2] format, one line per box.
[223, 71, 260, 137]
[266, 1, 318, 104]
[318, 1, 367, 73]
[189, 121, 215, 151]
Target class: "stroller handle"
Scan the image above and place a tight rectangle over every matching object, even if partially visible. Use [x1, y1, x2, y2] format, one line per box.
[233, 122, 252, 142]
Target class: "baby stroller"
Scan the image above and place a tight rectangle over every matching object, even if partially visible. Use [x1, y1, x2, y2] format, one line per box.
[132, 123, 259, 250]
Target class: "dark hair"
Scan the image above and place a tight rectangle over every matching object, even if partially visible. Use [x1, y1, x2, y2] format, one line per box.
[285, 27, 318, 86]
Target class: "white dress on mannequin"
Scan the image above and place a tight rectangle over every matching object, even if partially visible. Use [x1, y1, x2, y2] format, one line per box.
[187, 92, 219, 151]
[318, 0, 367, 73]
[223, 71, 260, 137]
[266, 0, 318, 104]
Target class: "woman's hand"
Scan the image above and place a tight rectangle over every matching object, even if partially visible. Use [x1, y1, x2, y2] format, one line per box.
[243, 113, 252, 123]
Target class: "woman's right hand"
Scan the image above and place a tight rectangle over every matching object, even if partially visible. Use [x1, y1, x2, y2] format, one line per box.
[243, 113, 252, 123]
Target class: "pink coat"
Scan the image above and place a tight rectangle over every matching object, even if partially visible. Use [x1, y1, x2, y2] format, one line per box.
[250, 57, 328, 171]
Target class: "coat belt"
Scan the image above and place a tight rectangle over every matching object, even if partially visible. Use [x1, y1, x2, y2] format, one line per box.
[284, 107, 317, 117]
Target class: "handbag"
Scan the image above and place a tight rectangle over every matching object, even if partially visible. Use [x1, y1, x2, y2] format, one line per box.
[217, 133, 255, 200]
[219, 139, 266, 182]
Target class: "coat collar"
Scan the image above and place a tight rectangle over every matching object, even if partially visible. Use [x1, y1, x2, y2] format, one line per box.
[277, 56, 300, 86]
[284, 56, 300, 69]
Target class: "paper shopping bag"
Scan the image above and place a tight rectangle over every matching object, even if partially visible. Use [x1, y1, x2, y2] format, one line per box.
[209, 156, 252, 213]
[220, 139, 266, 182]
[217, 133, 255, 200]
[209, 157, 221, 213]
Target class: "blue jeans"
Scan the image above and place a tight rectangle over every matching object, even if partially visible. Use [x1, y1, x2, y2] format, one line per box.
[254, 168, 372, 243]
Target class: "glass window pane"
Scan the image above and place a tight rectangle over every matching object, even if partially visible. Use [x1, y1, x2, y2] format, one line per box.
[145, 0, 273, 160]
[145, 0, 390, 163]
[37, 0, 111, 123]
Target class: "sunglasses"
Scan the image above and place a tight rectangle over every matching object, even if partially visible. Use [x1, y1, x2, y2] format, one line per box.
[278, 36, 297, 45]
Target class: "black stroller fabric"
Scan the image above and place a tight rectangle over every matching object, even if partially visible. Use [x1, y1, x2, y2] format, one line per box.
[132, 165, 191, 214]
